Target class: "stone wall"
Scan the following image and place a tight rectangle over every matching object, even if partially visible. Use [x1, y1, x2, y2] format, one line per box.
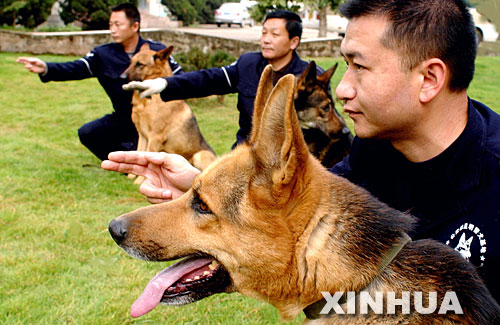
[0, 28, 341, 58]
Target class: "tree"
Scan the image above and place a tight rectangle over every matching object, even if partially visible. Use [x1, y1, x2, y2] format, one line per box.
[0, 0, 54, 28]
[59, 0, 136, 30]
[249, 0, 301, 24]
[162, 0, 225, 25]
[303, 0, 344, 38]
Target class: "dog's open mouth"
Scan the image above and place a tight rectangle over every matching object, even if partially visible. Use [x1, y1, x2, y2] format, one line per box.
[130, 255, 230, 318]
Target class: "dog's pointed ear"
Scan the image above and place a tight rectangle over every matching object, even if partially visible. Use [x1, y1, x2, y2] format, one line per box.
[154, 46, 174, 62]
[252, 74, 309, 187]
[140, 43, 150, 52]
[295, 61, 316, 95]
[249, 65, 274, 143]
[316, 62, 338, 86]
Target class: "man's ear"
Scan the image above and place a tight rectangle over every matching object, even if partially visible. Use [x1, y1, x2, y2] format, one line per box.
[418, 58, 447, 103]
[290, 36, 300, 51]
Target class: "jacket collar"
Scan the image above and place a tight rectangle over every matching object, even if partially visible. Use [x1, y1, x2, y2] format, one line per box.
[408, 98, 485, 192]
[259, 51, 302, 75]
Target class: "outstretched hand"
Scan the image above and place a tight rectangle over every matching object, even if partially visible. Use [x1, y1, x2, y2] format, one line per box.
[16, 57, 47, 74]
[122, 78, 167, 98]
[101, 151, 200, 204]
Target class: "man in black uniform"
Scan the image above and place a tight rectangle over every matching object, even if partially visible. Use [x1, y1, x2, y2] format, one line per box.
[17, 3, 183, 161]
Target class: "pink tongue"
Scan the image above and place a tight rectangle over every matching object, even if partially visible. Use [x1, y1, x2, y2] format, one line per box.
[130, 257, 213, 318]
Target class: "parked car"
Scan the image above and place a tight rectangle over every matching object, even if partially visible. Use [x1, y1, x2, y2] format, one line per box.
[470, 7, 499, 43]
[214, 2, 254, 28]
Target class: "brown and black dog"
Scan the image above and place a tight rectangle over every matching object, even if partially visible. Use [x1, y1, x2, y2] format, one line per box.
[295, 61, 352, 168]
[109, 66, 500, 324]
[122, 44, 216, 179]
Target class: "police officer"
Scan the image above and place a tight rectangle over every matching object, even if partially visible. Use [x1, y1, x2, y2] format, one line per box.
[17, 3, 183, 161]
[123, 10, 321, 148]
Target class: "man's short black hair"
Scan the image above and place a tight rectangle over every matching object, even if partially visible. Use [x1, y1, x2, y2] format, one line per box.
[264, 10, 303, 40]
[111, 3, 141, 31]
[340, 0, 477, 92]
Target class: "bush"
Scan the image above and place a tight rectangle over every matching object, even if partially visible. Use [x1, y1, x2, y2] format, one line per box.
[162, 0, 225, 25]
[176, 47, 236, 72]
[59, 0, 136, 30]
[0, 0, 53, 28]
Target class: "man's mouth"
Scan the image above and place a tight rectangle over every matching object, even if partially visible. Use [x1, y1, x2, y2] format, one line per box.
[344, 107, 361, 117]
[130, 255, 231, 318]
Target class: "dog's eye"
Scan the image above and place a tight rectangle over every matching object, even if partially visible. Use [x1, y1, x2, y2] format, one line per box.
[320, 104, 330, 112]
[192, 197, 212, 214]
[135, 62, 144, 68]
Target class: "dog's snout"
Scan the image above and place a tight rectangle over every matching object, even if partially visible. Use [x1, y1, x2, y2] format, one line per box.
[109, 218, 128, 245]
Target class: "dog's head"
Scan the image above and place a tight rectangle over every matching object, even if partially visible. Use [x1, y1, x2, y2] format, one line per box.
[109, 65, 317, 319]
[121, 43, 174, 81]
[295, 61, 350, 139]
[108, 65, 413, 320]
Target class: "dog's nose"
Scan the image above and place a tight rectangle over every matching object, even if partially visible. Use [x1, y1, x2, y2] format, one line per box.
[109, 219, 128, 245]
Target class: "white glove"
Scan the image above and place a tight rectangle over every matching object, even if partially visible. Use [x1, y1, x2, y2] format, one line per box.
[122, 78, 168, 98]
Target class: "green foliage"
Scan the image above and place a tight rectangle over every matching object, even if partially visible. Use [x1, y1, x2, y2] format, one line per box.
[250, 0, 301, 23]
[208, 49, 236, 68]
[59, 0, 136, 30]
[175, 47, 236, 72]
[0, 0, 53, 28]
[162, 0, 225, 25]
[35, 24, 82, 32]
[302, 0, 343, 11]
[250, 0, 344, 23]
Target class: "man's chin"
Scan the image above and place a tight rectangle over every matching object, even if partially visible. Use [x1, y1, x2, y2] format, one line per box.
[261, 50, 274, 59]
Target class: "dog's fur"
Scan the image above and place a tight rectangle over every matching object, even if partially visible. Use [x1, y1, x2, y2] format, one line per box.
[110, 66, 500, 324]
[295, 61, 352, 168]
[122, 44, 215, 175]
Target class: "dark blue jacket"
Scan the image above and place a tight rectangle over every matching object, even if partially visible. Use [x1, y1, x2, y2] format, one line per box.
[40, 36, 183, 119]
[160, 51, 320, 145]
[331, 98, 500, 302]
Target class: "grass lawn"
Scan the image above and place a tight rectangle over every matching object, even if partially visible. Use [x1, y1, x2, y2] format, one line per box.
[1, 51, 500, 324]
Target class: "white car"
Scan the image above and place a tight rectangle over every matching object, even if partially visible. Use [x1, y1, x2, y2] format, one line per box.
[214, 2, 254, 28]
[470, 8, 499, 42]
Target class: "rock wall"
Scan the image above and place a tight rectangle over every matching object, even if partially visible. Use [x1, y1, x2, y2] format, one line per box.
[0, 28, 341, 58]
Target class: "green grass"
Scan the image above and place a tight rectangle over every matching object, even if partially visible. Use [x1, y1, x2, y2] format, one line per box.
[1, 52, 500, 324]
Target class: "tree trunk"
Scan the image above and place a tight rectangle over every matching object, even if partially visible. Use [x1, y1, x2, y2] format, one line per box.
[318, 6, 327, 38]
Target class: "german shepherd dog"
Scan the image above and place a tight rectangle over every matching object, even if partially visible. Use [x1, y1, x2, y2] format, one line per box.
[295, 61, 353, 168]
[109, 66, 500, 323]
[122, 44, 216, 179]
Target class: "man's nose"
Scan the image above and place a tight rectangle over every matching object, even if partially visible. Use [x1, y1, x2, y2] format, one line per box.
[335, 73, 356, 102]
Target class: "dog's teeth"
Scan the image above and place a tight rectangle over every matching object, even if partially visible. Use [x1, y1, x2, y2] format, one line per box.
[208, 260, 219, 270]
[185, 278, 193, 282]
[194, 276, 200, 280]
[203, 271, 210, 276]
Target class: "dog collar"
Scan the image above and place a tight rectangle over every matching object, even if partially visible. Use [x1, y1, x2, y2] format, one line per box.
[303, 233, 412, 320]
